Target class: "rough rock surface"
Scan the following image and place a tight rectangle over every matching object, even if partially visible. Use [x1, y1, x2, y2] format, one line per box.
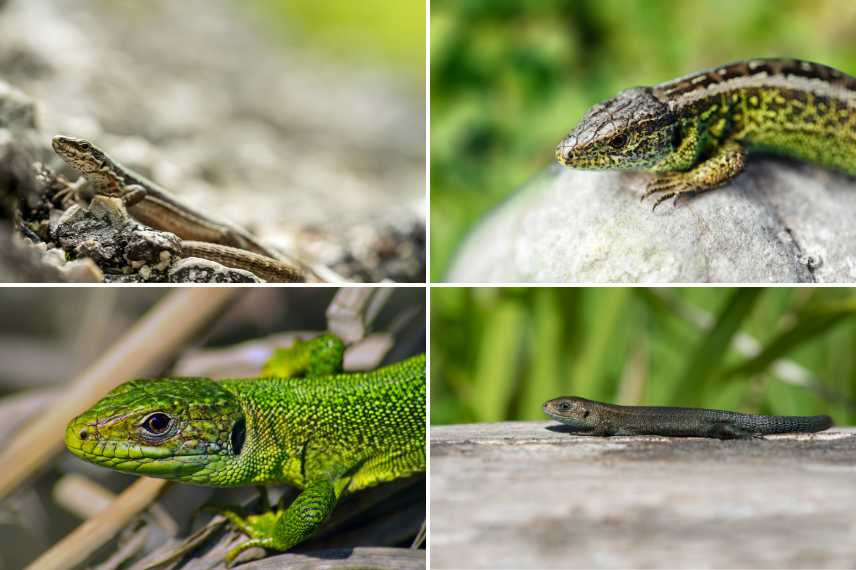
[168, 257, 260, 283]
[431, 422, 856, 569]
[449, 160, 856, 283]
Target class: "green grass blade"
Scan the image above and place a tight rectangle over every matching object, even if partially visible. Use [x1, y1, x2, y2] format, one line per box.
[671, 288, 764, 405]
[470, 297, 526, 423]
[727, 300, 856, 379]
[571, 288, 632, 401]
[520, 289, 562, 420]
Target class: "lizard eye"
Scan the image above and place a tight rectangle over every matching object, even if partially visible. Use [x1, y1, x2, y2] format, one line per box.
[558, 402, 571, 412]
[142, 412, 172, 435]
[608, 133, 628, 149]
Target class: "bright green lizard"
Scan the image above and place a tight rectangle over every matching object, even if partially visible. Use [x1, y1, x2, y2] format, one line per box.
[64, 334, 426, 565]
[556, 58, 856, 209]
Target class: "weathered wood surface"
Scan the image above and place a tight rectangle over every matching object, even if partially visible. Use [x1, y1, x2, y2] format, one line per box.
[430, 422, 856, 569]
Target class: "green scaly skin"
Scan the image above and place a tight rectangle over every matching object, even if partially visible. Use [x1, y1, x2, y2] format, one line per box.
[556, 58, 856, 209]
[65, 334, 426, 565]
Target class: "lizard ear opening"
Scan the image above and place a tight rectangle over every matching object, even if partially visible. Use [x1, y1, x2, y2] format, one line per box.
[231, 417, 246, 455]
[671, 123, 683, 151]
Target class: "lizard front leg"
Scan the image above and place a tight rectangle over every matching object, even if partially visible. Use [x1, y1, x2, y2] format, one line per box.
[642, 141, 747, 210]
[116, 183, 149, 207]
[53, 176, 87, 207]
[217, 479, 338, 567]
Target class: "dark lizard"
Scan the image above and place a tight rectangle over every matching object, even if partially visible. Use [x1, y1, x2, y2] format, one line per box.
[543, 396, 833, 439]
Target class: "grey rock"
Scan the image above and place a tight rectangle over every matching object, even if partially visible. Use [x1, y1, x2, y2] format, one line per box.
[52, 198, 133, 267]
[0, 81, 36, 131]
[52, 196, 184, 281]
[125, 229, 181, 265]
[449, 160, 856, 283]
[0, 226, 103, 282]
[168, 257, 260, 283]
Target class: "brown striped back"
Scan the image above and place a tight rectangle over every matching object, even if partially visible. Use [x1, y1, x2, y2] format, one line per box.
[656, 58, 856, 99]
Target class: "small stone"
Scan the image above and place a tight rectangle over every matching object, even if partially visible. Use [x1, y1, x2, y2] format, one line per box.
[75, 238, 117, 264]
[125, 229, 181, 264]
[168, 257, 260, 283]
[52, 199, 130, 267]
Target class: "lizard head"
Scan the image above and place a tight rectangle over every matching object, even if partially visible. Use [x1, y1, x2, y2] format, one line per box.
[65, 378, 249, 485]
[556, 87, 677, 170]
[51, 136, 108, 173]
[543, 396, 597, 429]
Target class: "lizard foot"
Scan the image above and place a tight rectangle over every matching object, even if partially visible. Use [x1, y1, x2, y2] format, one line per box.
[225, 537, 276, 567]
[202, 504, 281, 566]
[642, 141, 747, 211]
[200, 504, 279, 537]
[642, 173, 697, 211]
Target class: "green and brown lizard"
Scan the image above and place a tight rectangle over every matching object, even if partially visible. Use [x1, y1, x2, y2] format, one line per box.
[556, 58, 856, 209]
[65, 334, 425, 565]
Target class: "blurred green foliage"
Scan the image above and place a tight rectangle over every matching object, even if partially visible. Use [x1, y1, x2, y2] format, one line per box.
[242, 0, 425, 81]
[431, 287, 856, 426]
[431, 0, 856, 279]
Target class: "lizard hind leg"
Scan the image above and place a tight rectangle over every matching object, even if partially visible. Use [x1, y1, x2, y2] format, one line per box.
[706, 421, 756, 440]
[262, 334, 346, 378]
[643, 141, 747, 211]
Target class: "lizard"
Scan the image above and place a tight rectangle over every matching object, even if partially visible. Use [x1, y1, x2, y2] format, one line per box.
[555, 58, 856, 209]
[51, 135, 314, 282]
[543, 396, 833, 439]
[64, 334, 426, 566]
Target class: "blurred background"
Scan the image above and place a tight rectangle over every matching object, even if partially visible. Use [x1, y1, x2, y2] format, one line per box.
[0, 0, 426, 282]
[430, 0, 856, 280]
[0, 288, 425, 568]
[431, 287, 856, 425]
[245, 0, 425, 76]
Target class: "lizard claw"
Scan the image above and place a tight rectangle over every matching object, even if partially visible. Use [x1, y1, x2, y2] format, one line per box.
[644, 173, 694, 211]
[651, 192, 677, 211]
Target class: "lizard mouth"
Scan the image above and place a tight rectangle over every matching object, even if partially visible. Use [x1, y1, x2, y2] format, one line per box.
[542, 404, 565, 422]
[542, 402, 590, 429]
[64, 419, 210, 478]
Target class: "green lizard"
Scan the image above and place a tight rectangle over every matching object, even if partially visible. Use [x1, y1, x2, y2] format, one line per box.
[556, 58, 856, 209]
[64, 334, 425, 566]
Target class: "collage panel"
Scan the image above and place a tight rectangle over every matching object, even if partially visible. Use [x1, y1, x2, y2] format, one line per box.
[4, 0, 856, 569]
[430, 287, 856, 568]
[0, 287, 426, 568]
[0, 0, 425, 284]
[431, 1, 856, 283]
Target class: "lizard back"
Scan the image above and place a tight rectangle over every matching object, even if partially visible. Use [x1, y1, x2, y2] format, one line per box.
[223, 354, 426, 492]
[654, 58, 856, 175]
